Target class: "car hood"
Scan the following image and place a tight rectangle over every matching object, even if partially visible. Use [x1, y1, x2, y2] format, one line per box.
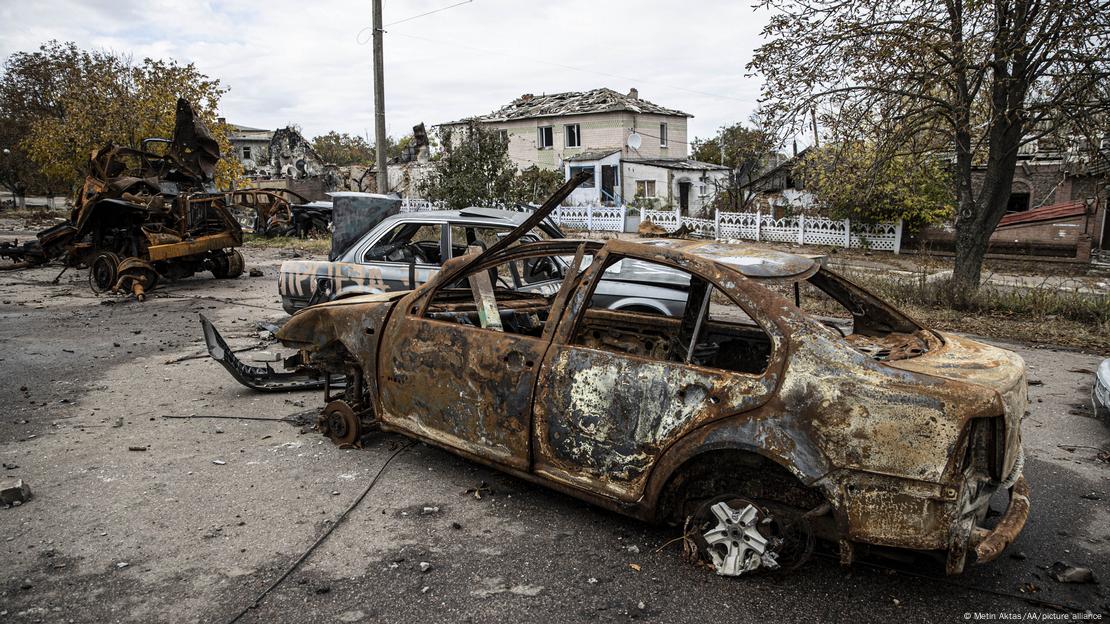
[886, 332, 1027, 476]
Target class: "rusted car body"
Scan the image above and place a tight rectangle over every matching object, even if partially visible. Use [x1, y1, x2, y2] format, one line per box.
[0, 99, 244, 298]
[226, 188, 332, 238]
[226, 174, 1029, 576]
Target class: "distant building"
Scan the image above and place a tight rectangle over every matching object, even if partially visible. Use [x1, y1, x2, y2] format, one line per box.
[224, 120, 336, 200]
[440, 87, 728, 215]
[225, 121, 273, 175]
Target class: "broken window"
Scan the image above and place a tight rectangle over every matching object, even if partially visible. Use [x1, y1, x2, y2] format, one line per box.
[565, 124, 581, 148]
[537, 126, 554, 149]
[242, 146, 252, 160]
[568, 166, 595, 188]
[572, 257, 772, 375]
[659, 123, 668, 147]
[424, 249, 592, 336]
[363, 223, 444, 264]
[636, 180, 656, 198]
[496, 129, 509, 145]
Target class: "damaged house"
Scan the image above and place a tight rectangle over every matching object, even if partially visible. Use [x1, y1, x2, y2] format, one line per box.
[439, 88, 729, 215]
[227, 121, 339, 200]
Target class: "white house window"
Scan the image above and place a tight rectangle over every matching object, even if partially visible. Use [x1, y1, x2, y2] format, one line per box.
[537, 126, 554, 149]
[564, 124, 581, 148]
[568, 165, 595, 188]
[496, 129, 509, 144]
[636, 180, 656, 198]
[659, 123, 668, 147]
[242, 146, 252, 160]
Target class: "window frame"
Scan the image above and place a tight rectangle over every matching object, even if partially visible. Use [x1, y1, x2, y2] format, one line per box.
[537, 126, 554, 149]
[568, 165, 596, 188]
[659, 122, 668, 148]
[636, 180, 657, 198]
[241, 145, 252, 160]
[563, 251, 777, 377]
[564, 123, 581, 148]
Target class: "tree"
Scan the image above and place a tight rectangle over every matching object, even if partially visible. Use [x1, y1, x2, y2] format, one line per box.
[796, 142, 955, 231]
[418, 122, 517, 209]
[750, 0, 1110, 291]
[311, 131, 375, 166]
[691, 122, 778, 210]
[1, 41, 240, 192]
[509, 166, 564, 205]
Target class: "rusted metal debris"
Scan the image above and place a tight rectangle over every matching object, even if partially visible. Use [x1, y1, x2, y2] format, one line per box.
[0, 99, 245, 300]
[202, 172, 1030, 577]
[226, 188, 332, 238]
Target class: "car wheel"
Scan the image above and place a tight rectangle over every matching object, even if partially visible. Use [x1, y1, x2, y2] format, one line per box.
[89, 252, 121, 293]
[690, 494, 814, 577]
[210, 249, 245, 279]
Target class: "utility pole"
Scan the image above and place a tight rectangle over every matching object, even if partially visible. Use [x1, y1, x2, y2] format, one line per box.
[372, 0, 388, 194]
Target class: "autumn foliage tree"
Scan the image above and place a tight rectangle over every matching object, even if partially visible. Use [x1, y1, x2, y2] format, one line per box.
[0, 41, 240, 195]
[750, 0, 1110, 291]
[796, 142, 955, 231]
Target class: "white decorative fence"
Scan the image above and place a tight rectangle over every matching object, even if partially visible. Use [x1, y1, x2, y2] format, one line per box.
[398, 198, 902, 253]
[644, 208, 903, 253]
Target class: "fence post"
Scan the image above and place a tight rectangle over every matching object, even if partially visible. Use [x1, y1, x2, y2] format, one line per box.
[714, 209, 721, 239]
[844, 218, 851, 247]
[755, 210, 762, 241]
[587, 205, 593, 231]
[893, 219, 903, 254]
[797, 214, 805, 245]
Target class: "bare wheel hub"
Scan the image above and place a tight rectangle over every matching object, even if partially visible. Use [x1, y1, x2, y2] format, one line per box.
[695, 497, 779, 576]
[320, 400, 360, 446]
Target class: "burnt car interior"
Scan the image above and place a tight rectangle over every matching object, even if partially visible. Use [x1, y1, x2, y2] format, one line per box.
[423, 250, 774, 376]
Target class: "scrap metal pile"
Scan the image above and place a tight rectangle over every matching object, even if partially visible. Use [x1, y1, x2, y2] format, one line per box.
[0, 98, 245, 300]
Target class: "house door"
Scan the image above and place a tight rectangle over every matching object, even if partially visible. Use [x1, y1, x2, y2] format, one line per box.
[678, 181, 691, 212]
[601, 165, 617, 204]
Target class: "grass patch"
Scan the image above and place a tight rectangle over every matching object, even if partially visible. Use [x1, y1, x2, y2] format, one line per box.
[843, 270, 1110, 351]
[243, 234, 331, 253]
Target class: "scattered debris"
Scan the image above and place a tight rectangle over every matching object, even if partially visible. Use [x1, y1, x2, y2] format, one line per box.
[1048, 562, 1096, 584]
[421, 506, 440, 515]
[629, 563, 641, 572]
[248, 268, 264, 277]
[419, 562, 432, 573]
[0, 479, 32, 506]
[116, 562, 129, 569]
[1080, 492, 1102, 501]
[127, 446, 148, 452]
[212, 459, 226, 465]
[465, 482, 491, 500]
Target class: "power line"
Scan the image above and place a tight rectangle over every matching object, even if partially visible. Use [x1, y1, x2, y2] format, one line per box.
[385, 0, 473, 27]
[385, 30, 749, 104]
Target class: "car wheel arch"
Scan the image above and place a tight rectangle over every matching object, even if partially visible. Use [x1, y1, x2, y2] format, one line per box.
[644, 432, 832, 525]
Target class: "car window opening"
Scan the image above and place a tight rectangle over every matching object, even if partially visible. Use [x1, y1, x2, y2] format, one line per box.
[771, 267, 933, 362]
[573, 257, 773, 376]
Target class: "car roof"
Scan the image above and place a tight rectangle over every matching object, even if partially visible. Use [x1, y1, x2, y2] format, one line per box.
[391, 207, 532, 227]
[607, 238, 824, 279]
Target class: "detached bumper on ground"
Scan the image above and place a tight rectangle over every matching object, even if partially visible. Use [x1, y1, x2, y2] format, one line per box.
[972, 476, 1031, 563]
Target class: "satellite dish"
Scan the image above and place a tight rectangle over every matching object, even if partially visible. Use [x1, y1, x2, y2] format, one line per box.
[626, 132, 642, 150]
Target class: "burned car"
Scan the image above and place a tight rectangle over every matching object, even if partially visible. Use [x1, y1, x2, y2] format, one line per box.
[202, 175, 1029, 576]
[226, 188, 332, 238]
[0, 98, 244, 299]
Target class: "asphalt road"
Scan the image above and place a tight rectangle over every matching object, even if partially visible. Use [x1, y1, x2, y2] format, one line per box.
[0, 244, 1107, 623]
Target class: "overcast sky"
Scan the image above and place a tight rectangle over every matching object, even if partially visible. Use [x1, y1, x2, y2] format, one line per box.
[0, 0, 773, 147]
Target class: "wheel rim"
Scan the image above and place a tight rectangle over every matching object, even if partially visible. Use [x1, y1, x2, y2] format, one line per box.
[89, 253, 119, 293]
[695, 497, 774, 576]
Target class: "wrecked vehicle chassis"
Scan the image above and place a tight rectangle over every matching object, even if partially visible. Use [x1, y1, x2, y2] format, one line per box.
[205, 174, 1029, 577]
[227, 247, 1028, 577]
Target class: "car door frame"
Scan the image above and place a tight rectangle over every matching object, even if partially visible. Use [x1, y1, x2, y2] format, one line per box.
[376, 240, 603, 472]
[531, 243, 790, 503]
[348, 217, 449, 290]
